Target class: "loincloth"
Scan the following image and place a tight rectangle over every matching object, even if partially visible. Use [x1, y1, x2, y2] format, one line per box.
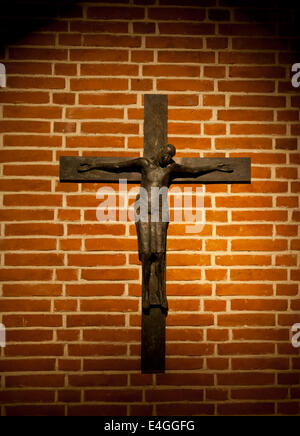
[135, 221, 169, 259]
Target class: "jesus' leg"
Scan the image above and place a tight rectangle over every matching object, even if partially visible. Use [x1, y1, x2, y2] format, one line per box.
[156, 253, 168, 311]
[141, 254, 151, 310]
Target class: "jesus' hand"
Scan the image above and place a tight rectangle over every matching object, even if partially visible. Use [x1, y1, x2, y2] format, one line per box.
[216, 163, 233, 173]
[78, 163, 94, 172]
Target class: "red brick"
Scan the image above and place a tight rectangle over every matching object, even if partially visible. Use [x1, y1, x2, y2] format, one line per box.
[218, 110, 273, 122]
[158, 51, 215, 64]
[84, 35, 141, 48]
[157, 79, 214, 92]
[131, 78, 153, 91]
[218, 343, 275, 356]
[66, 107, 124, 119]
[79, 93, 136, 106]
[232, 210, 287, 222]
[5, 253, 64, 267]
[0, 179, 51, 192]
[148, 7, 206, 21]
[229, 66, 286, 78]
[220, 52, 275, 65]
[4, 135, 61, 148]
[70, 78, 128, 91]
[0, 149, 52, 163]
[230, 95, 286, 108]
[70, 21, 128, 34]
[4, 106, 62, 119]
[217, 224, 272, 237]
[145, 388, 203, 403]
[0, 120, 50, 133]
[156, 373, 214, 387]
[231, 181, 288, 194]
[204, 66, 226, 78]
[204, 300, 226, 312]
[230, 269, 287, 282]
[81, 63, 138, 77]
[81, 122, 138, 134]
[231, 299, 288, 312]
[67, 315, 125, 328]
[158, 22, 215, 36]
[219, 80, 275, 93]
[87, 7, 145, 20]
[0, 299, 51, 312]
[131, 50, 154, 63]
[4, 194, 62, 207]
[58, 34, 82, 47]
[204, 123, 226, 135]
[3, 315, 62, 327]
[8, 76, 65, 90]
[68, 405, 126, 417]
[143, 65, 200, 77]
[230, 152, 286, 165]
[68, 254, 125, 267]
[3, 284, 62, 297]
[53, 93, 76, 105]
[216, 196, 273, 208]
[218, 314, 275, 327]
[6, 406, 64, 416]
[0, 91, 50, 104]
[206, 37, 228, 49]
[5, 62, 52, 75]
[276, 139, 298, 150]
[81, 268, 139, 281]
[231, 239, 287, 252]
[9, 48, 68, 61]
[167, 314, 214, 327]
[146, 36, 203, 49]
[230, 124, 286, 135]
[5, 223, 63, 236]
[6, 329, 53, 342]
[216, 284, 273, 297]
[203, 95, 225, 106]
[6, 375, 64, 387]
[70, 49, 129, 62]
[133, 23, 156, 34]
[216, 255, 271, 266]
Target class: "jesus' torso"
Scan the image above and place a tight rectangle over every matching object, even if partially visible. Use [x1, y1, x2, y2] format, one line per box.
[136, 158, 175, 218]
[140, 158, 174, 189]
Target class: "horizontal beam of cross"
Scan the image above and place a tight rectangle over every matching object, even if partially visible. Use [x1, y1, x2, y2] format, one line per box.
[60, 156, 251, 184]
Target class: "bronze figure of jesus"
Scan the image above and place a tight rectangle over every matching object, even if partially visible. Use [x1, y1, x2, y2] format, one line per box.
[78, 144, 232, 313]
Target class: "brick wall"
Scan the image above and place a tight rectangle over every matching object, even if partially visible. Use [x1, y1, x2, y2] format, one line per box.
[0, 0, 299, 416]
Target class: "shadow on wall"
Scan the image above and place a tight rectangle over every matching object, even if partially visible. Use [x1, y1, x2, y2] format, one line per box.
[0, 0, 300, 50]
[0, 0, 79, 48]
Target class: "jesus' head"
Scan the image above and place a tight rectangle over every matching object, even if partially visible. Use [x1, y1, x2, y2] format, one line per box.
[159, 144, 176, 167]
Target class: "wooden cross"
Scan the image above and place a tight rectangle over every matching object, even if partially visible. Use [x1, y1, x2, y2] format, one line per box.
[60, 94, 251, 374]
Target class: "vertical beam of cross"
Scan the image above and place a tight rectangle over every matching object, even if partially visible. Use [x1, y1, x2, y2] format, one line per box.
[144, 94, 168, 158]
[141, 95, 168, 373]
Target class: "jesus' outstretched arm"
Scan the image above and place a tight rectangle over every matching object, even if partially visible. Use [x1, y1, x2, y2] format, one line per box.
[171, 162, 233, 178]
[77, 158, 147, 174]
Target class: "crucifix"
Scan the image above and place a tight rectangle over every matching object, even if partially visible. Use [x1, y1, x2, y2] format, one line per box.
[60, 94, 251, 373]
